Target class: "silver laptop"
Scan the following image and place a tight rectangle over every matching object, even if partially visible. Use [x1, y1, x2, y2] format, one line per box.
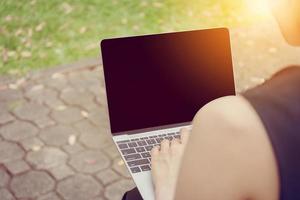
[100, 28, 235, 200]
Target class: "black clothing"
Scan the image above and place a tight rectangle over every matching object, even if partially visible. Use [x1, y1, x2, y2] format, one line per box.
[243, 66, 300, 200]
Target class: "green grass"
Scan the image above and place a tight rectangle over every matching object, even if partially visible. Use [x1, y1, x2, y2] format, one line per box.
[0, 0, 266, 75]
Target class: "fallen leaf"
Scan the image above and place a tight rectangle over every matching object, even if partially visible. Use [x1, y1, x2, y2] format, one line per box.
[68, 135, 77, 145]
[56, 105, 66, 111]
[85, 159, 97, 164]
[32, 145, 41, 151]
[85, 43, 98, 50]
[21, 51, 32, 58]
[79, 26, 87, 34]
[61, 2, 73, 14]
[35, 22, 46, 32]
[133, 25, 140, 31]
[28, 28, 33, 37]
[118, 159, 124, 166]
[8, 51, 16, 58]
[30, 84, 44, 91]
[4, 15, 13, 22]
[140, 1, 148, 7]
[8, 84, 18, 90]
[46, 41, 53, 47]
[30, 0, 36, 5]
[81, 110, 89, 118]
[153, 2, 163, 8]
[51, 73, 65, 79]
[15, 28, 23, 36]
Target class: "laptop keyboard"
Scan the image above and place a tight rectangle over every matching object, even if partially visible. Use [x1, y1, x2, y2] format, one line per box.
[117, 131, 181, 173]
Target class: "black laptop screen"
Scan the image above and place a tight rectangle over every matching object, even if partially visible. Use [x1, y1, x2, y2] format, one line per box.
[101, 28, 235, 134]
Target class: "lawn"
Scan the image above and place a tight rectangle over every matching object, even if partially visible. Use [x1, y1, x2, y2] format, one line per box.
[0, 0, 268, 75]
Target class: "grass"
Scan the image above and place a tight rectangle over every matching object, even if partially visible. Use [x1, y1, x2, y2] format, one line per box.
[0, 0, 267, 75]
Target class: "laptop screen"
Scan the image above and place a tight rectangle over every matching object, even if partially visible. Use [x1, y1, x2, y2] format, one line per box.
[101, 28, 235, 135]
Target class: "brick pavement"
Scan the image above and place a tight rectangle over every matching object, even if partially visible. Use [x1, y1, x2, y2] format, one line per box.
[0, 18, 300, 200]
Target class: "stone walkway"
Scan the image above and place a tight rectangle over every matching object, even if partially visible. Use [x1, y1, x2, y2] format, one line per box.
[0, 17, 300, 200]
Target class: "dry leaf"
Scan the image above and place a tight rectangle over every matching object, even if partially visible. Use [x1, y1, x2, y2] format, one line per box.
[32, 145, 41, 151]
[81, 110, 89, 118]
[8, 51, 16, 58]
[8, 84, 18, 90]
[118, 159, 124, 166]
[85, 43, 98, 50]
[61, 2, 73, 14]
[35, 22, 46, 32]
[31, 84, 44, 91]
[51, 73, 65, 79]
[21, 51, 32, 58]
[15, 29, 23, 36]
[153, 2, 163, 8]
[4, 15, 13, 22]
[79, 26, 87, 34]
[56, 105, 66, 111]
[46, 41, 53, 47]
[85, 159, 97, 165]
[133, 25, 140, 31]
[28, 28, 33, 37]
[68, 135, 77, 145]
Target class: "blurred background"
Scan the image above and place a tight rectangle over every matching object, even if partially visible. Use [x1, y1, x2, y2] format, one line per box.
[1, 0, 272, 75]
[0, 1, 300, 200]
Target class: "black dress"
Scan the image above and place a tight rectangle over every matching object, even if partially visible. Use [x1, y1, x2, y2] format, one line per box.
[123, 66, 300, 200]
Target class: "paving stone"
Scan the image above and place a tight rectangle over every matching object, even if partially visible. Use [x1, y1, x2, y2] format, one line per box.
[96, 168, 120, 185]
[57, 174, 102, 200]
[60, 87, 95, 110]
[79, 132, 111, 150]
[5, 159, 30, 175]
[50, 107, 83, 124]
[12, 101, 49, 120]
[37, 192, 61, 200]
[0, 188, 15, 200]
[48, 164, 74, 180]
[44, 75, 68, 90]
[0, 109, 14, 125]
[25, 86, 58, 105]
[12, 101, 54, 128]
[26, 147, 68, 170]
[69, 150, 110, 173]
[39, 125, 79, 146]
[0, 121, 38, 142]
[10, 171, 55, 199]
[88, 108, 110, 128]
[63, 143, 85, 155]
[0, 141, 25, 163]
[20, 137, 44, 151]
[0, 167, 10, 187]
[104, 179, 135, 200]
[102, 145, 121, 159]
[0, 88, 22, 102]
[112, 157, 131, 178]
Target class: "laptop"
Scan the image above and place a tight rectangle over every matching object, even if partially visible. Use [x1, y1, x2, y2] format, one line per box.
[100, 28, 235, 200]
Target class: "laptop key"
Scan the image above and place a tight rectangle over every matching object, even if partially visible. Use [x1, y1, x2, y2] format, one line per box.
[130, 167, 141, 173]
[141, 152, 151, 158]
[128, 142, 138, 148]
[137, 141, 147, 146]
[127, 159, 149, 167]
[131, 138, 139, 141]
[136, 147, 146, 152]
[146, 139, 156, 145]
[141, 165, 151, 171]
[118, 143, 128, 149]
[168, 132, 175, 135]
[145, 145, 154, 151]
[121, 148, 136, 155]
[155, 138, 164, 143]
[124, 153, 142, 161]
[174, 135, 180, 139]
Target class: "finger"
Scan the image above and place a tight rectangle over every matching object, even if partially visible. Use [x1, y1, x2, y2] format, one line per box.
[160, 139, 170, 153]
[180, 127, 190, 145]
[151, 145, 160, 157]
[171, 138, 181, 147]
